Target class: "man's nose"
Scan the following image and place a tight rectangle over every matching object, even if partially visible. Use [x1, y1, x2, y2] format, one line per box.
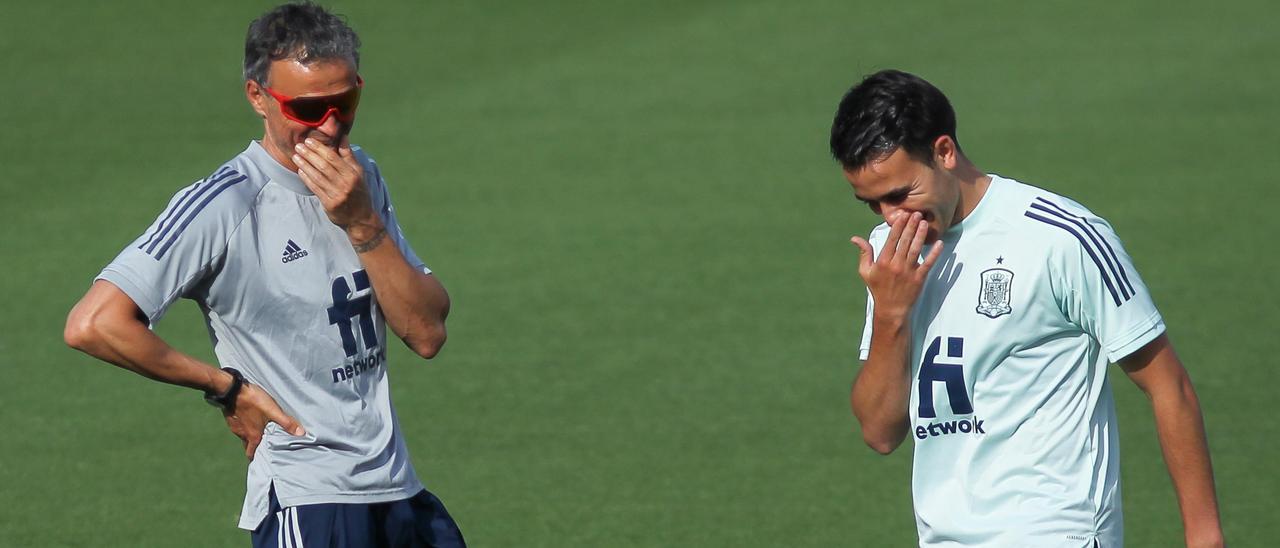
[317, 110, 342, 139]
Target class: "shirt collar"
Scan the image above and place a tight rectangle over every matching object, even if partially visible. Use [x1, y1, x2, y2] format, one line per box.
[244, 140, 313, 195]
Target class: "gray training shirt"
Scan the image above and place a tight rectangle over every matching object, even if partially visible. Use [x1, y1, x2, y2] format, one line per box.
[98, 141, 431, 530]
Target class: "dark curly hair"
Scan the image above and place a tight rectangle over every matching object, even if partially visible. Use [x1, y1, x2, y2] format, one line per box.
[243, 1, 361, 85]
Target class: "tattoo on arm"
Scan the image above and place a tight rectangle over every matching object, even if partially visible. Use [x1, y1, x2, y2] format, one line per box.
[351, 227, 388, 254]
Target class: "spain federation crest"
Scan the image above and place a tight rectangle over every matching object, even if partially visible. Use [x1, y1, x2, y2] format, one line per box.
[976, 268, 1013, 318]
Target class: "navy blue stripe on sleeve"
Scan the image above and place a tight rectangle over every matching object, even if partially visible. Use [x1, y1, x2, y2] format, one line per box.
[151, 173, 248, 260]
[138, 166, 234, 252]
[1024, 210, 1125, 307]
[1028, 201, 1131, 301]
[1032, 198, 1136, 297]
[142, 167, 238, 255]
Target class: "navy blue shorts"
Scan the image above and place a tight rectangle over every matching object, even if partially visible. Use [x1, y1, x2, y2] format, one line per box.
[251, 488, 465, 548]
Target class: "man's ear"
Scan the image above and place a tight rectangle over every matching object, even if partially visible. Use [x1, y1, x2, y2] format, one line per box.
[245, 80, 268, 119]
[932, 135, 958, 170]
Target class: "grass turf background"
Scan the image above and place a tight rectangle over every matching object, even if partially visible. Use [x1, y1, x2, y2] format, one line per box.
[1, 0, 1275, 545]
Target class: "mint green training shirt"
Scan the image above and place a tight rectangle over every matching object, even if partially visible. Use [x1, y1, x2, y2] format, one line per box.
[859, 175, 1164, 547]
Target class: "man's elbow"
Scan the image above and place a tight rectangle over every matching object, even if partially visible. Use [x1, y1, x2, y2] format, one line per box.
[863, 435, 902, 455]
[852, 405, 906, 455]
[65, 282, 146, 358]
[63, 307, 102, 353]
[856, 421, 906, 455]
[407, 326, 447, 360]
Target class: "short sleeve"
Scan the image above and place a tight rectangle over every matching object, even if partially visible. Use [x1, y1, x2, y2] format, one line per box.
[363, 156, 430, 274]
[1044, 201, 1165, 362]
[95, 166, 252, 324]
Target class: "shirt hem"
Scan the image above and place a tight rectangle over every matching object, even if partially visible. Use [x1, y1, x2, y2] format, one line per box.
[236, 482, 425, 530]
[1104, 313, 1165, 362]
[96, 270, 163, 323]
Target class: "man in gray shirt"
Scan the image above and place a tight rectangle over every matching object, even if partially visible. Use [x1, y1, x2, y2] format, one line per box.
[64, 3, 465, 546]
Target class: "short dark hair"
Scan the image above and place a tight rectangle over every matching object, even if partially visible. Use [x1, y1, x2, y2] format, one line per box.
[829, 69, 958, 171]
[243, 2, 361, 85]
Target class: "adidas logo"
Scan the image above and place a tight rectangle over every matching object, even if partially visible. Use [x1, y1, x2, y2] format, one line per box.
[281, 239, 309, 263]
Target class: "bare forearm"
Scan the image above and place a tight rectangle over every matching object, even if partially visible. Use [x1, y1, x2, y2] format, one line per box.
[67, 281, 304, 460]
[65, 283, 226, 393]
[851, 314, 913, 453]
[1123, 337, 1224, 547]
[1151, 379, 1224, 546]
[847, 213, 941, 454]
[347, 221, 450, 358]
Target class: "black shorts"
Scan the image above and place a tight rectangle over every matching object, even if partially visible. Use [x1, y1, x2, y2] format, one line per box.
[250, 488, 465, 548]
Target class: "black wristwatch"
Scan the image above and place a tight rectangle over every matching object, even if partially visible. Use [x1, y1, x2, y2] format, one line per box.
[204, 367, 245, 412]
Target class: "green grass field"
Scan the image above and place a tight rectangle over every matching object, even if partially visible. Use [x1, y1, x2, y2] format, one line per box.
[1, 0, 1276, 545]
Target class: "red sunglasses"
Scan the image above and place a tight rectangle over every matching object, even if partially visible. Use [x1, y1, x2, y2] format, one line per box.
[263, 76, 364, 127]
